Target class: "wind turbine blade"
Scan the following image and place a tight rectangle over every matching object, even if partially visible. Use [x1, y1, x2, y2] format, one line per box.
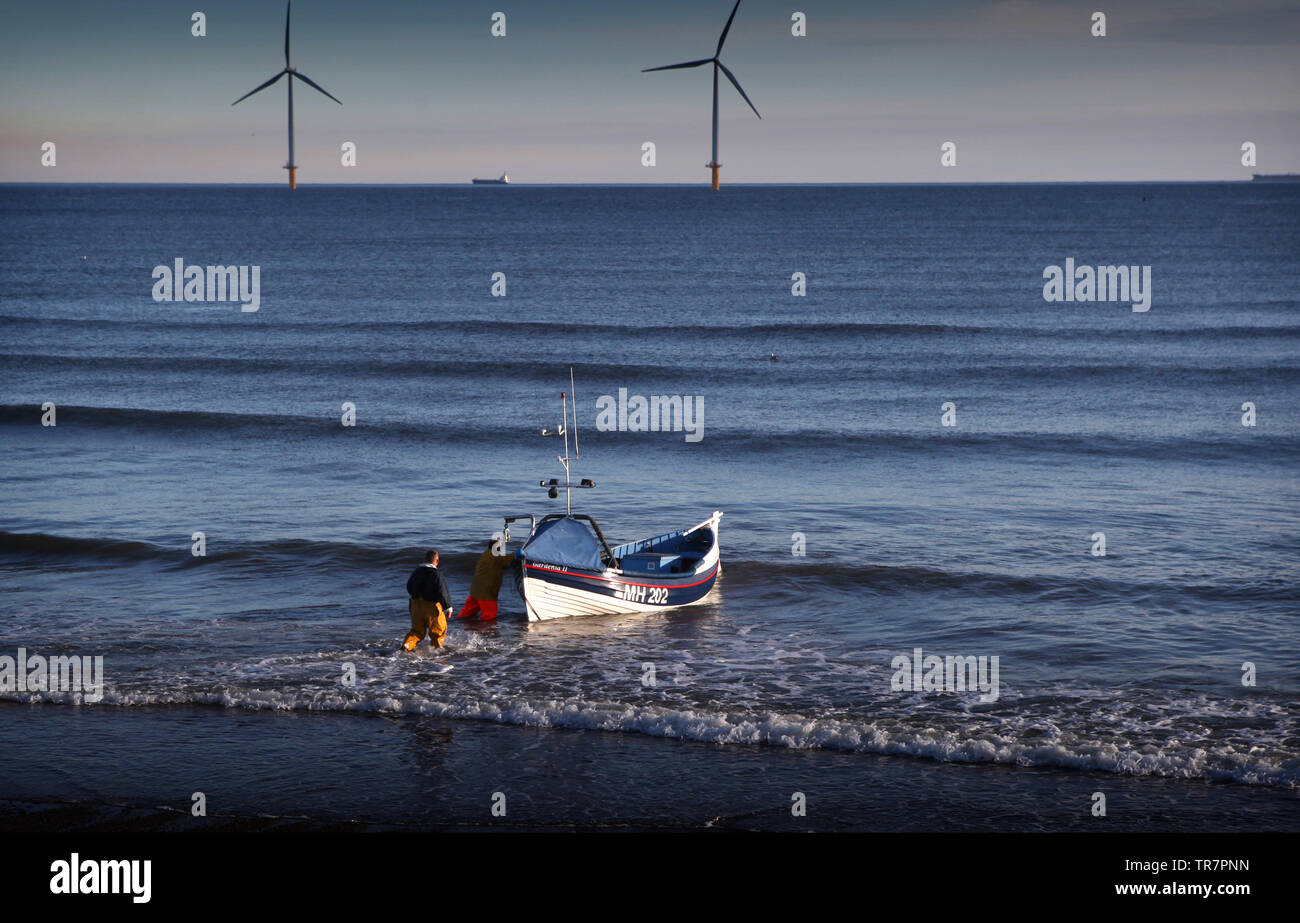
[284, 0, 292, 67]
[292, 70, 342, 104]
[642, 58, 714, 72]
[716, 0, 742, 56]
[232, 70, 287, 105]
[718, 61, 760, 118]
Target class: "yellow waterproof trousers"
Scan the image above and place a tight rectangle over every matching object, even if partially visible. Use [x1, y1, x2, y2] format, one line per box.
[404, 599, 447, 650]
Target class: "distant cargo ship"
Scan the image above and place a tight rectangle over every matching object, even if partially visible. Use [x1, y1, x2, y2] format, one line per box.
[472, 174, 510, 185]
[1252, 174, 1300, 182]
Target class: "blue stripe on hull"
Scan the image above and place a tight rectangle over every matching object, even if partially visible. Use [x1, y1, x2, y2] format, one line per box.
[519, 562, 718, 608]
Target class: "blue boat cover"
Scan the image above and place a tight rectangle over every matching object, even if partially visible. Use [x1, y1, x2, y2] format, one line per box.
[522, 517, 605, 571]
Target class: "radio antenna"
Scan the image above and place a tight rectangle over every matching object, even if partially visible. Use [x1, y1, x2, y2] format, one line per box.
[570, 366, 579, 459]
[538, 373, 594, 514]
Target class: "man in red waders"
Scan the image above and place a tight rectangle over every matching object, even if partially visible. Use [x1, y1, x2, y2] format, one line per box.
[458, 539, 514, 622]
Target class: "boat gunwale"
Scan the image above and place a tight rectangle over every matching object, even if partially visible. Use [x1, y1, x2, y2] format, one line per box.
[519, 513, 719, 581]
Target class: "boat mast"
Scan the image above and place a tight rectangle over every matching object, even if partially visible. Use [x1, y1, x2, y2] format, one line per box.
[560, 389, 572, 515]
[541, 367, 595, 513]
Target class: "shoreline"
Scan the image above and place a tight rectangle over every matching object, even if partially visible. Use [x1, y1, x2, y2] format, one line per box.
[3, 702, 1295, 834]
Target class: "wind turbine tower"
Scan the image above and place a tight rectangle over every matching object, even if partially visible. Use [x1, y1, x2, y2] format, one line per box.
[643, 0, 760, 191]
[232, 1, 341, 190]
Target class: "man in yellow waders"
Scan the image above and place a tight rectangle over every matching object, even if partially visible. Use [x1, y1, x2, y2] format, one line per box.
[457, 539, 515, 622]
[404, 549, 452, 650]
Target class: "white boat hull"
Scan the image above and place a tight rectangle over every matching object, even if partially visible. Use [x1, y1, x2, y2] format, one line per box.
[516, 512, 722, 622]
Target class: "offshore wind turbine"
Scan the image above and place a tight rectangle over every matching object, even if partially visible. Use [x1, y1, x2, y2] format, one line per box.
[232, 1, 341, 190]
[643, 0, 760, 191]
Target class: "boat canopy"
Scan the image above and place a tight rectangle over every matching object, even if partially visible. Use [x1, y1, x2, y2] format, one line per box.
[522, 516, 605, 571]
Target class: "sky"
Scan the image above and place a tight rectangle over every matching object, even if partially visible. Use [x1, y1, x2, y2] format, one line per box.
[1, 0, 1298, 183]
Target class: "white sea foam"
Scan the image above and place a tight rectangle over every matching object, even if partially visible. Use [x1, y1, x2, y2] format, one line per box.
[6, 680, 1295, 789]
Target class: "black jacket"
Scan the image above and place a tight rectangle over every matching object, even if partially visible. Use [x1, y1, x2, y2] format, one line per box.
[406, 564, 451, 610]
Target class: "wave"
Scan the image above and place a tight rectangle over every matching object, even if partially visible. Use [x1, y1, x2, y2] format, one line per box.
[0, 402, 502, 442]
[4, 529, 1294, 603]
[0, 530, 470, 573]
[5, 351, 1294, 400]
[3, 313, 1300, 341]
[699, 429, 1300, 463]
[2, 403, 1293, 464]
[6, 683, 1296, 790]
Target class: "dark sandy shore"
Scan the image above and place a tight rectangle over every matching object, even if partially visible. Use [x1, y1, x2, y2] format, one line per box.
[2, 702, 1296, 833]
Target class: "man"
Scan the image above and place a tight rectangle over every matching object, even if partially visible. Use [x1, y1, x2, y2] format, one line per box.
[404, 549, 452, 650]
[458, 538, 515, 622]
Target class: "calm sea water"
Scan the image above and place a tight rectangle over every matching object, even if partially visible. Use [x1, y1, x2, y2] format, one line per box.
[2, 183, 1298, 828]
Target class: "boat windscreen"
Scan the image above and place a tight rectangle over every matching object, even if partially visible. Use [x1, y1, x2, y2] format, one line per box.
[522, 517, 606, 570]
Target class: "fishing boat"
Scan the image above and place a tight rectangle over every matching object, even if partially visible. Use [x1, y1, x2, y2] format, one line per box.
[501, 374, 722, 622]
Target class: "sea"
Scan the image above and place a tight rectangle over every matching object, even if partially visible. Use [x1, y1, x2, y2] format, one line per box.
[1, 182, 1297, 831]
